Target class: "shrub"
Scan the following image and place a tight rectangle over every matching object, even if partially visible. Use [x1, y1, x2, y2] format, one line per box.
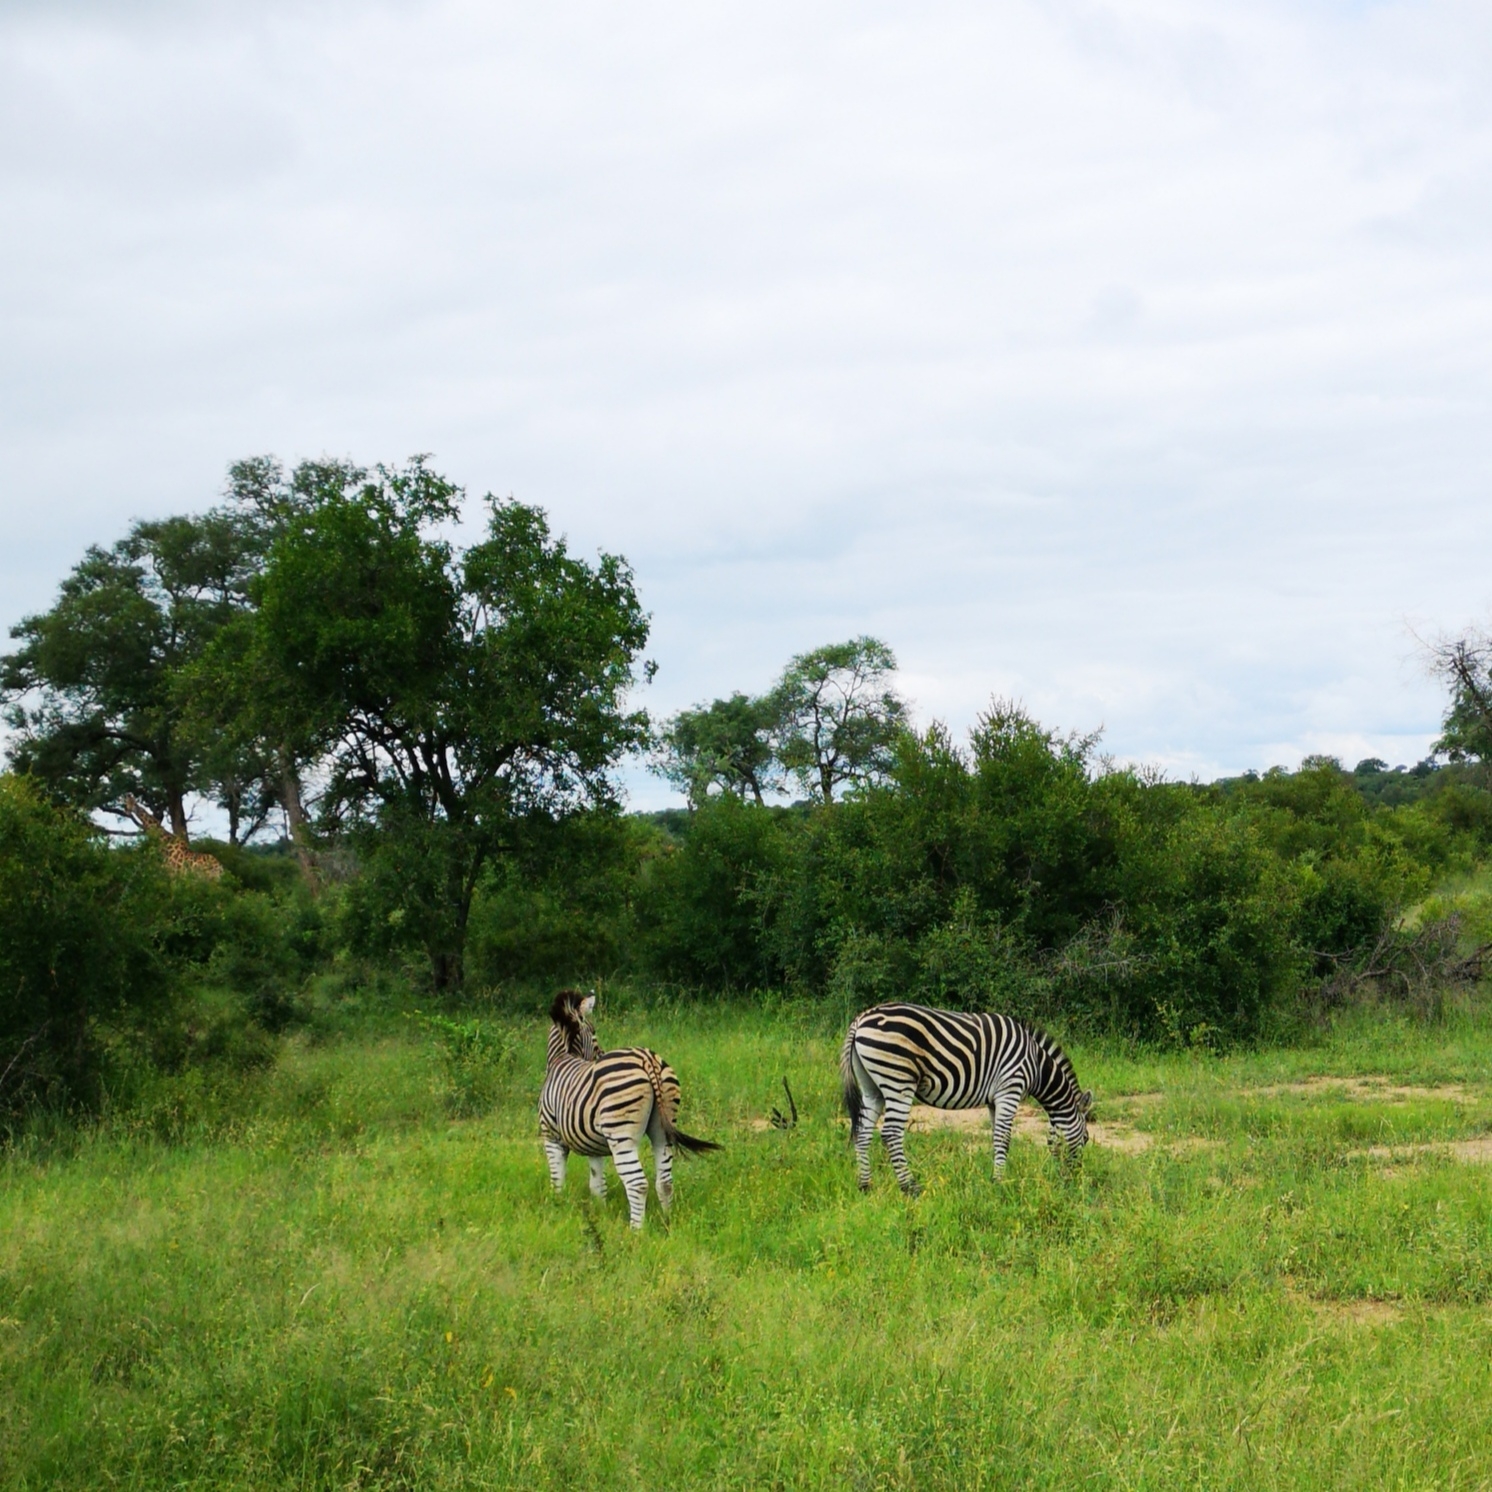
[411, 1011, 518, 1117]
[635, 794, 788, 988]
[0, 776, 170, 1114]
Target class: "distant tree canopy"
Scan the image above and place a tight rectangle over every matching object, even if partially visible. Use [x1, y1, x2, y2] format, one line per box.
[653, 635, 908, 808]
[654, 693, 780, 807]
[773, 637, 907, 803]
[12, 455, 1492, 1062]
[1, 508, 268, 839]
[1430, 631, 1492, 765]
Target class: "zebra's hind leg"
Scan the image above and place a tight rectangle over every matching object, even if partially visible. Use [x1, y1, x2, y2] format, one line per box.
[879, 1086, 920, 1197]
[647, 1109, 674, 1213]
[851, 1048, 885, 1192]
[854, 1095, 885, 1192]
[588, 1155, 608, 1198]
[544, 1138, 569, 1192]
[608, 1137, 650, 1229]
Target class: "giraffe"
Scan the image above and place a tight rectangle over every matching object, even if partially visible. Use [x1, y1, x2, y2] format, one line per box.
[121, 794, 224, 880]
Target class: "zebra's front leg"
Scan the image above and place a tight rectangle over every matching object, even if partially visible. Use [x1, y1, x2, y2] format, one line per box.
[880, 1088, 920, 1197]
[543, 1138, 569, 1192]
[588, 1155, 608, 1198]
[608, 1137, 650, 1229]
[854, 1090, 885, 1192]
[987, 1090, 1021, 1176]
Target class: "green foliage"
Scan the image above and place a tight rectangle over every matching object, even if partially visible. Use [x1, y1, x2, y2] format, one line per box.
[630, 716, 1477, 1045]
[653, 691, 780, 806]
[466, 810, 648, 988]
[1430, 632, 1492, 765]
[911, 888, 1046, 1015]
[635, 794, 788, 988]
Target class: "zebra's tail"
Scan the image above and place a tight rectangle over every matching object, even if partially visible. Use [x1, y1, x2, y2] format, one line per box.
[643, 1053, 722, 1155]
[666, 1123, 723, 1155]
[840, 1023, 863, 1144]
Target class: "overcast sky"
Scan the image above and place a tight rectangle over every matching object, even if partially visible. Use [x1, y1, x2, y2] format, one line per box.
[3, 0, 1490, 809]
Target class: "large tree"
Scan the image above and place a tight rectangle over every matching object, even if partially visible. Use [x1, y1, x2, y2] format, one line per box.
[174, 457, 377, 868]
[771, 636, 908, 804]
[237, 458, 650, 988]
[2, 509, 265, 838]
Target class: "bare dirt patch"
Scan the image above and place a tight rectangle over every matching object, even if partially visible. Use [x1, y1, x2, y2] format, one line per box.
[1247, 1076, 1471, 1103]
[1284, 1282, 1405, 1324]
[1300, 1295, 1404, 1326]
[1354, 1135, 1492, 1166]
[903, 1104, 1156, 1154]
[1165, 1135, 1223, 1156]
[1090, 1124, 1154, 1155]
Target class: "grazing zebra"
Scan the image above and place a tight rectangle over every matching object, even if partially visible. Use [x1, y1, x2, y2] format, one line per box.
[841, 1002, 1092, 1195]
[539, 990, 720, 1229]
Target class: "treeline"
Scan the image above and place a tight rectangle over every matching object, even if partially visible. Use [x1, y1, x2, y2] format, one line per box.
[494, 732, 1492, 1039]
[6, 455, 1492, 1115]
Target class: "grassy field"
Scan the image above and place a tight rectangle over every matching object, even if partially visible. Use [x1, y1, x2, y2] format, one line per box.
[4, 996, 1492, 1489]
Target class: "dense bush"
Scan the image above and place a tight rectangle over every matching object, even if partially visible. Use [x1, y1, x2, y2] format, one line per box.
[7, 707, 1492, 1132]
[633, 794, 789, 988]
[0, 777, 170, 1113]
[619, 725, 1486, 1044]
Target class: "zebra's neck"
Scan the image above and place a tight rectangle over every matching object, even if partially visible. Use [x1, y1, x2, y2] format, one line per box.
[547, 1021, 597, 1069]
[547, 1025, 574, 1068]
[1026, 1032, 1079, 1115]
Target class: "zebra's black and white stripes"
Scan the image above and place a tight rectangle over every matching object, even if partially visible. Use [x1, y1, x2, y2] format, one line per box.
[538, 990, 720, 1229]
[841, 1002, 1092, 1194]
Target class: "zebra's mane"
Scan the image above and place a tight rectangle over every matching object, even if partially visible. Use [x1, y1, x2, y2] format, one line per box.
[1018, 1018, 1079, 1095]
[549, 989, 584, 1029]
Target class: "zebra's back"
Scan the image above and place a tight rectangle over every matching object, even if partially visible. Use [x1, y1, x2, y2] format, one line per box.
[539, 1047, 672, 1155]
[848, 1002, 1023, 1109]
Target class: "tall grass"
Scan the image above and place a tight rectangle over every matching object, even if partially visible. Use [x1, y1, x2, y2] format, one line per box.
[4, 1000, 1492, 1488]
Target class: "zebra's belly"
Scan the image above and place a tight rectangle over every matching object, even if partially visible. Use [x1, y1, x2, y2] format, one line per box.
[913, 1078, 990, 1110]
[540, 1109, 611, 1156]
[538, 1093, 612, 1156]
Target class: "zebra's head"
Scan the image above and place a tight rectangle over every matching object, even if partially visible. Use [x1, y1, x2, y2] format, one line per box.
[1029, 1028, 1092, 1160]
[1048, 1085, 1094, 1160]
[548, 989, 600, 1062]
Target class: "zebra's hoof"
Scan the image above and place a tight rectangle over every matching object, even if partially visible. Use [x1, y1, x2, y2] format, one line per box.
[902, 1181, 923, 1199]
[857, 1178, 871, 1193]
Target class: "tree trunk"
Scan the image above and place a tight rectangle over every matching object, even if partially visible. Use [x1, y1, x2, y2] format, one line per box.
[167, 788, 189, 840]
[278, 750, 319, 893]
[429, 855, 478, 993]
[430, 947, 465, 992]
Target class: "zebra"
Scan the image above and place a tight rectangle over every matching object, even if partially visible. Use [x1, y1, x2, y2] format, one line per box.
[840, 1002, 1093, 1195]
[539, 990, 720, 1229]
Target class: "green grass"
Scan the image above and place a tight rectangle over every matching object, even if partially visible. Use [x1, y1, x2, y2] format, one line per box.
[5, 1000, 1492, 1488]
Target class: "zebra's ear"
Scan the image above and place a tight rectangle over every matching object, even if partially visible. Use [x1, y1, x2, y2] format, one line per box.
[579, 994, 596, 1019]
[1080, 1089, 1094, 1115]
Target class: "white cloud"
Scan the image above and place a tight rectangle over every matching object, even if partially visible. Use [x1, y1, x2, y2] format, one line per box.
[3, 0, 1490, 809]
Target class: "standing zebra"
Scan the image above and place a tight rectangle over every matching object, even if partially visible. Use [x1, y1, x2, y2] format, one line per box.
[539, 990, 720, 1229]
[841, 1002, 1092, 1195]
